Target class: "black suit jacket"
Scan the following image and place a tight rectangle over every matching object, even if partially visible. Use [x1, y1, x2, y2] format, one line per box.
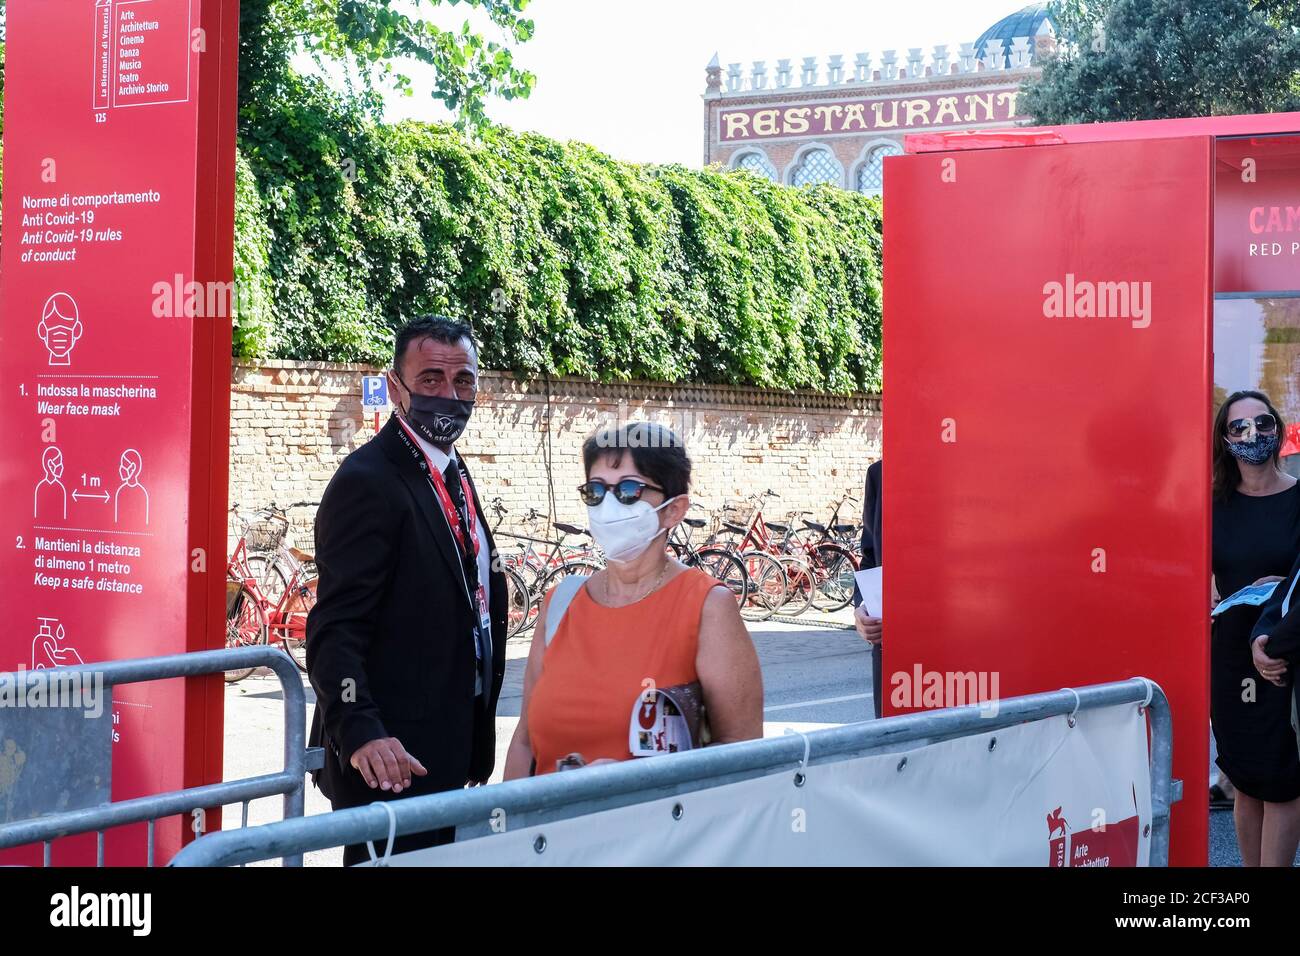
[852, 460, 883, 606]
[1252, 552, 1300, 667]
[306, 415, 508, 807]
[861, 460, 882, 572]
[1251, 551, 1300, 731]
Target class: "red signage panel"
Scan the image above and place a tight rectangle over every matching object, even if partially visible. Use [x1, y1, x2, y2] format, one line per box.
[1214, 135, 1300, 293]
[883, 137, 1213, 866]
[0, 0, 238, 864]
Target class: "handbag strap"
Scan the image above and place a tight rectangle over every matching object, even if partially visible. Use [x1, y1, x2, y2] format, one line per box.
[544, 575, 589, 647]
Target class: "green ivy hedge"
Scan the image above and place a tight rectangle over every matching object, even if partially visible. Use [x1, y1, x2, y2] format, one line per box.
[2, 66, 883, 393]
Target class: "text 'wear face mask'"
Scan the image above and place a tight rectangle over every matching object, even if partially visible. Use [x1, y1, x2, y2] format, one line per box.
[1226, 433, 1279, 465]
[586, 494, 680, 563]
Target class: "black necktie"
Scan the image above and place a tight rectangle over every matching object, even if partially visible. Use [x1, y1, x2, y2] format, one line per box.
[443, 460, 478, 591]
[445, 459, 486, 698]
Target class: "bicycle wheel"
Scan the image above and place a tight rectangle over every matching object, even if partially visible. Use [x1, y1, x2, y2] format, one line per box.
[540, 560, 601, 598]
[689, 546, 750, 607]
[224, 581, 268, 682]
[776, 556, 815, 617]
[277, 574, 316, 672]
[809, 543, 858, 612]
[504, 565, 532, 638]
[245, 553, 288, 606]
[738, 551, 787, 622]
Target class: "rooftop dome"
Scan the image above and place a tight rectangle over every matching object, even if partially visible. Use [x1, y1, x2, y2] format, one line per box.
[974, 2, 1056, 60]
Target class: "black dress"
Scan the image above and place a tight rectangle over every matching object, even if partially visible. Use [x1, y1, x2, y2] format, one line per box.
[1211, 482, 1300, 802]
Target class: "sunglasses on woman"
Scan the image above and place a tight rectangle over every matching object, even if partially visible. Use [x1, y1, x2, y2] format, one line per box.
[577, 478, 665, 507]
[1225, 414, 1278, 438]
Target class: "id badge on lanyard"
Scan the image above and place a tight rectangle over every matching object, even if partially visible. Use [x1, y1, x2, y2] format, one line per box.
[475, 584, 490, 660]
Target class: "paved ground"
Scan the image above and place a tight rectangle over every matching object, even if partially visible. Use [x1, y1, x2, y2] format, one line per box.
[223, 611, 1288, 866]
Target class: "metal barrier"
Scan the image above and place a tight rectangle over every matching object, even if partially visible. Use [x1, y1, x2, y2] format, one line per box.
[0, 646, 321, 867]
[173, 677, 1178, 867]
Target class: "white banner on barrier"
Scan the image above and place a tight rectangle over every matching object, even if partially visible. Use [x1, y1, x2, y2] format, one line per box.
[382, 703, 1152, 866]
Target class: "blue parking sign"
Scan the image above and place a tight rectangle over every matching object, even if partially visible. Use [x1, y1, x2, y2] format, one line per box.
[361, 375, 389, 409]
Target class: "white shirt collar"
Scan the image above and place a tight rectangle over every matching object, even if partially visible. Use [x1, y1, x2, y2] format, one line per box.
[418, 431, 460, 476]
[408, 423, 456, 475]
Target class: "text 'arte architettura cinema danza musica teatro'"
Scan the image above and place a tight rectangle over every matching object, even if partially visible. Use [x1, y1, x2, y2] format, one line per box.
[703, 3, 1058, 194]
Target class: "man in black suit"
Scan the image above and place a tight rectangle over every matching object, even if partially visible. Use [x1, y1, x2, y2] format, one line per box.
[1251, 550, 1300, 758]
[306, 315, 507, 866]
[853, 460, 883, 718]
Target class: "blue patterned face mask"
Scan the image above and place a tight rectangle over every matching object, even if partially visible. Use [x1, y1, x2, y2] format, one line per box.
[1226, 433, 1279, 465]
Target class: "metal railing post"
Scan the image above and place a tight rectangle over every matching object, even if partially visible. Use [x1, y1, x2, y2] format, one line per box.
[0, 646, 313, 866]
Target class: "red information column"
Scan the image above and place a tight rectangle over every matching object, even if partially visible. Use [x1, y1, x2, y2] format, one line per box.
[0, 0, 239, 864]
[883, 137, 1213, 866]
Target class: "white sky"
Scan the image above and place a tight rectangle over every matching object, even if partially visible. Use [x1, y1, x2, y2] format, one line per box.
[319, 0, 1028, 166]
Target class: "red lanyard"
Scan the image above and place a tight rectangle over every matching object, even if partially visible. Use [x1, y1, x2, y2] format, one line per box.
[396, 417, 480, 560]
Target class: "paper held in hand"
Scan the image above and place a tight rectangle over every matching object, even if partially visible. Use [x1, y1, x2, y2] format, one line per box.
[854, 566, 882, 618]
[1212, 581, 1279, 618]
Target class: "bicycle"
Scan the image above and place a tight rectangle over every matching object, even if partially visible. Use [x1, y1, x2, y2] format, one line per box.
[775, 505, 860, 613]
[225, 501, 319, 680]
[490, 499, 602, 634]
[667, 508, 751, 608]
[487, 499, 537, 638]
[706, 492, 794, 621]
[787, 491, 863, 553]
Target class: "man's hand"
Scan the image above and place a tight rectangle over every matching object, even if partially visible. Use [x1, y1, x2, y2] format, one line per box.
[350, 737, 428, 792]
[1252, 635, 1289, 687]
[854, 605, 882, 645]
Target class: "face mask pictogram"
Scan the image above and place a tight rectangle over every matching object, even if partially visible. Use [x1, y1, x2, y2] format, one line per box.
[38, 293, 84, 366]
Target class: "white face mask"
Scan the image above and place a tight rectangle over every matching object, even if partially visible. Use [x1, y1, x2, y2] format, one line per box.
[587, 494, 680, 563]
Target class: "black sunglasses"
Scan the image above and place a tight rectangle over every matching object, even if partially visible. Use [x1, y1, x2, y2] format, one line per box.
[577, 478, 665, 507]
[1226, 414, 1278, 438]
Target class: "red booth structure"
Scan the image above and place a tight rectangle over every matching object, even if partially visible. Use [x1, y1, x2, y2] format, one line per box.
[883, 112, 1300, 866]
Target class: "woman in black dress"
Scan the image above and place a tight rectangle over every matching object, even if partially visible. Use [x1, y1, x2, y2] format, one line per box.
[1211, 390, 1300, 866]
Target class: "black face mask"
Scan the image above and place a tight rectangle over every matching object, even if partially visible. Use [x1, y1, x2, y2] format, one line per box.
[397, 377, 475, 446]
[1226, 432, 1279, 465]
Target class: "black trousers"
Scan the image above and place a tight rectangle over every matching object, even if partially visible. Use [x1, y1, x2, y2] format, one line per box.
[322, 770, 461, 866]
[871, 642, 883, 719]
[341, 824, 454, 867]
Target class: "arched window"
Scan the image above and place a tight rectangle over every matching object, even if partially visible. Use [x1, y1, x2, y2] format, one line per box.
[732, 150, 777, 181]
[856, 142, 903, 195]
[789, 147, 842, 188]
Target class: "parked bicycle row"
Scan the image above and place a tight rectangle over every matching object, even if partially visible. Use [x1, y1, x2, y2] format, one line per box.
[223, 485, 863, 681]
[490, 488, 863, 635]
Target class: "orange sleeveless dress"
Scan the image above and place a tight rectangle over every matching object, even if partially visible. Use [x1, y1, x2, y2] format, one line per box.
[528, 568, 722, 774]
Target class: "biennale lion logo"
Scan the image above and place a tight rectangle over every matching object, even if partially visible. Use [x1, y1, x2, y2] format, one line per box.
[1046, 806, 1068, 840]
[0, 738, 28, 823]
[1048, 800, 1142, 868]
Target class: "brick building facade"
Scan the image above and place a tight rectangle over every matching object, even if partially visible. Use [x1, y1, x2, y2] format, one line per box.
[703, 3, 1056, 194]
[230, 362, 881, 548]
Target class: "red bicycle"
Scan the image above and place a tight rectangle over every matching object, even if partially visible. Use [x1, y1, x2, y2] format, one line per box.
[225, 502, 319, 681]
[708, 492, 805, 619]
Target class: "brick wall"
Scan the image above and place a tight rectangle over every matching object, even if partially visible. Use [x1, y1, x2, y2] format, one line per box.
[230, 361, 881, 546]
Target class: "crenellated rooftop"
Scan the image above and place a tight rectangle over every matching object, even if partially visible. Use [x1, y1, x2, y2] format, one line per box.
[705, 19, 1056, 98]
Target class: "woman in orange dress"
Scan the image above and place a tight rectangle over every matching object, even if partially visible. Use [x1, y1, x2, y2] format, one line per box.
[504, 422, 763, 777]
